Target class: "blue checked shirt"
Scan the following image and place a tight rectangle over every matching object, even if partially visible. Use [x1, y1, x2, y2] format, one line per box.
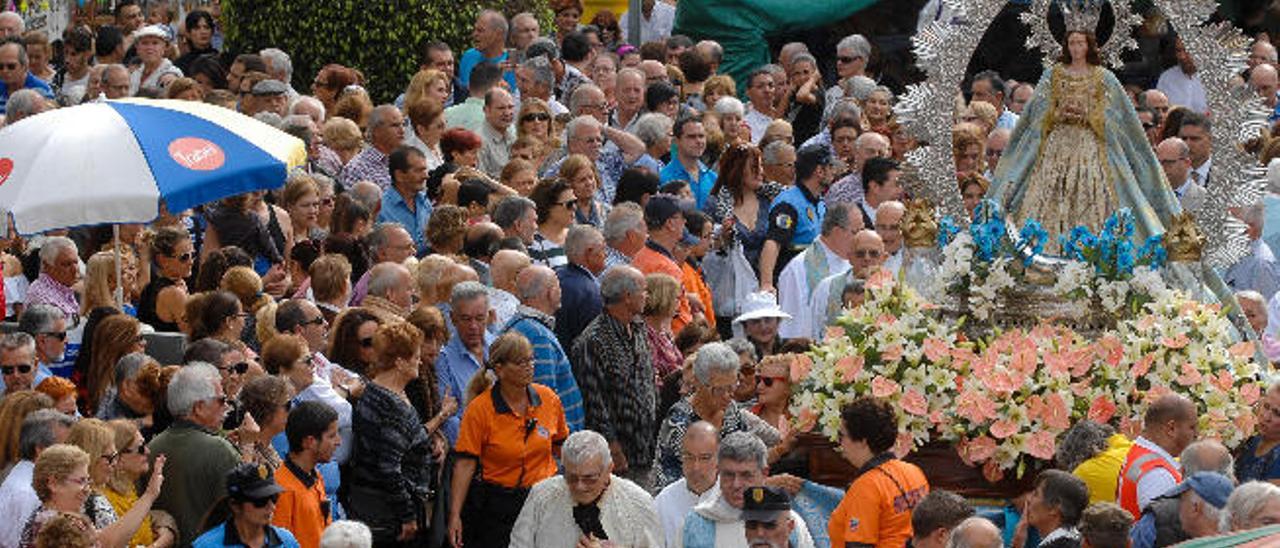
[502, 306, 585, 432]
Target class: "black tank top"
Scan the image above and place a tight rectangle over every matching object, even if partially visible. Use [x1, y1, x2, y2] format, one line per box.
[138, 277, 180, 332]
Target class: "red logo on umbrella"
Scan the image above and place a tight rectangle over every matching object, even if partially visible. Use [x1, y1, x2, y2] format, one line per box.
[168, 138, 225, 171]
[0, 158, 12, 186]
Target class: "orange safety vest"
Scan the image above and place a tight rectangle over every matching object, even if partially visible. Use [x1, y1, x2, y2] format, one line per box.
[1116, 443, 1182, 520]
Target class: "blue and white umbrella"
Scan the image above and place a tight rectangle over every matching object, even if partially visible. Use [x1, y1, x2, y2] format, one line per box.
[0, 98, 306, 234]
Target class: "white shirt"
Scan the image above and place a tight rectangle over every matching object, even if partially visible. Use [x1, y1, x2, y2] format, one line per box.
[655, 478, 719, 548]
[621, 1, 676, 45]
[1190, 157, 1212, 187]
[744, 104, 772, 144]
[129, 58, 183, 95]
[1156, 66, 1208, 114]
[0, 460, 38, 547]
[1133, 436, 1180, 511]
[777, 238, 849, 339]
[509, 475, 663, 548]
[490, 288, 520, 329]
[885, 248, 903, 276]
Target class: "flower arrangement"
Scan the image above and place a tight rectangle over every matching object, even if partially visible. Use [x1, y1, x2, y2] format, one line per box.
[933, 201, 1048, 321]
[1054, 209, 1169, 315]
[794, 263, 1265, 479]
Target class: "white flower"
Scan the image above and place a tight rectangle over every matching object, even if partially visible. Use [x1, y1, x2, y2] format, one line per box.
[1098, 280, 1130, 312]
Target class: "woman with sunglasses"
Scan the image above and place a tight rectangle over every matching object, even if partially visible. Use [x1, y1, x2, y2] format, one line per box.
[194, 463, 299, 548]
[527, 179, 576, 269]
[139, 226, 194, 333]
[64, 419, 171, 545]
[562, 154, 611, 229]
[21, 444, 165, 548]
[84, 315, 147, 415]
[348, 322, 433, 546]
[327, 309, 382, 378]
[103, 419, 176, 547]
[517, 98, 559, 163]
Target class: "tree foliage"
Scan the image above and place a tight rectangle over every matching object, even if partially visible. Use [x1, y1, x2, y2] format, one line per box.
[221, 0, 551, 104]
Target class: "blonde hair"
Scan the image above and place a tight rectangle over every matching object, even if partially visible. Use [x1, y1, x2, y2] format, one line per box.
[465, 331, 533, 404]
[0, 391, 54, 471]
[704, 74, 736, 101]
[309, 254, 353, 302]
[105, 419, 141, 494]
[414, 254, 456, 305]
[559, 154, 599, 193]
[333, 88, 374, 131]
[81, 251, 121, 314]
[322, 117, 363, 153]
[33, 444, 90, 502]
[644, 273, 681, 319]
[255, 300, 279, 347]
[35, 512, 94, 548]
[968, 101, 998, 132]
[165, 77, 203, 100]
[404, 69, 449, 110]
[66, 418, 116, 483]
[220, 266, 271, 314]
[281, 175, 320, 210]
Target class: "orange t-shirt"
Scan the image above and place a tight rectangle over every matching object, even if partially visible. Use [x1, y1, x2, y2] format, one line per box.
[273, 462, 330, 548]
[634, 245, 693, 332]
[681, 261, 716, 331]
[455, 383, 569, 488]
[828, 459, 929, 548]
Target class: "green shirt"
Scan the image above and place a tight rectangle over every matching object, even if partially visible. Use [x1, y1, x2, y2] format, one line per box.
[148, 420, 241, 545]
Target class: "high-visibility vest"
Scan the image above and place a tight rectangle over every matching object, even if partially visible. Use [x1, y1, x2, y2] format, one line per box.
[1116, 444, 1182, 520]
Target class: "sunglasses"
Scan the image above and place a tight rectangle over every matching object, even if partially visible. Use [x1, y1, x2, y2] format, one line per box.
[0, 62, 20, 71]
[38, 331, 67, 341]
[246, 494, 280, 508]
[1, 364, 32, 375]
[837, 56, 858, 64]
[521, 112, 552, 122]
[359, 337, 375, 348]
[852, 249, 882, 259]
[756, 376, 785, 387]
[558, 199, 578, 209]
[171, 251, 194, 262]
[100, 452, 120, 464]
[122, 444, 148, 455]
[219, 362, 250, 375]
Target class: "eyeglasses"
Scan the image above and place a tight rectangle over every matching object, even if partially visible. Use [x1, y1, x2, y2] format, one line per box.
[836, 56, 858, 64]
[63, 475, 92, 487]
[302, 316, 326, 327]
[359, 337, 375, 348]
[0, 364, 32, 375]
[218, 362, 250, 375]
[171, 251, 194, 262]
[122, 444, 148, 456]
[756, 376, 785, 388]
[521, 112, 552, 122]
[852, 249, 882, 259]
[205, 395, 231, 407]
[37, 331, 67, 341]
[247, 494, 280, 508]
[0, 62, 20, 71]
[100, 452, 120, 464]
[558, 199, 578, 209]
[321, 197, 335, 207]
[704, 382, 736, 397]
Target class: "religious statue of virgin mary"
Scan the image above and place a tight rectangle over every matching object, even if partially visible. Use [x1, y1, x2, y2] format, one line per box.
[986, 0, 1183, 249]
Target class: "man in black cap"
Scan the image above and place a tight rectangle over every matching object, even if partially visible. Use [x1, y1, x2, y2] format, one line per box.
[250, 79, 290, 117]
[191, 463, 300, 547]
[759, 143, 834, 291]
[742, 485, 799, 548]
[633, 194, 696, 331]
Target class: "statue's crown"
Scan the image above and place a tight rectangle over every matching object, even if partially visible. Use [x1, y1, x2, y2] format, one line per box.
[1060, 0, 1104, 34]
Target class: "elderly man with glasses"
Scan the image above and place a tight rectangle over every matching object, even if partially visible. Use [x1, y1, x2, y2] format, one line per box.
[0, 332, 37, 396]
[14, 305, 67, 387]
[0, 37, 53, 114]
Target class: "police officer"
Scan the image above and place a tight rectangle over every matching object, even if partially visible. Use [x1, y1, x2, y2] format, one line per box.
[759, 144, 835, 291]
[742, 485, 802, 548]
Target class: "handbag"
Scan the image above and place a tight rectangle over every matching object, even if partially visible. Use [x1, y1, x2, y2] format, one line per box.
[703, 239, 759, 318]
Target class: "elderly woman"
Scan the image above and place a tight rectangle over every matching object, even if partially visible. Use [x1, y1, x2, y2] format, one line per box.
[21, 443, 164, 548]
[95, 353, 167, 432]
[405, 97, 447, 171]
[346, 322, 433, 546]
[632, 112, 673, 174]
[1024, 470, 1090, 548]
[1056, 420, 1133, 504]
[66, 419, 124, 530]
[1237, 381, 1280, 483]
[562, 154, 611, 229]
[528, 179, 576, 269]
[441, 128, 483, 170]
[828, 397, 930, 548]
[449, 332, 568, 548]
[1221, 481, 1280, 532]
[103, 419, 175, 547]
[733, 292, 790, 358]
[645, 273, 685, 387]
[35, 377, 77, 417]
[725, 337, 759, 405]
[500, 159, 539, 197]
[405, 307, 458, 441]
[138, 226, 193, 333]
[863, 86, 895, 132]
[235, 376, 292, 473]
[751, 353, 793, 430]
[653, 342, 780, 491]
[509, 430, 663, 546]
[322, 117, 364, 167]
[403, 68, 451, 109]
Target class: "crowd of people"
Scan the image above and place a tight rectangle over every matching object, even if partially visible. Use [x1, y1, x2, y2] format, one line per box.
[3, 0, 1280, 547]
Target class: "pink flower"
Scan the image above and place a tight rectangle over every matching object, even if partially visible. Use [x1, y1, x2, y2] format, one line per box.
[1211, 370, 1235, 392]
[1131, 353, 1156, 378]
[836, 355, 864, 383]
[960, 435, 998, 463]
[1027, 430, 1057, 460]
[1162, 334, 1190, 350]
[1042, 393, 1071, 430]
[1070, 381, 1090, 397]
[881, 344, 905, 363]
[956, 390, 997, 423]
[1088, 395, 1118, 423]
[871, 375, 901, 398]
[901, 389, 929, 416]
[989, 419, 1019, 439]
[1044, 350, 1072, 376]
[1100, 335, 1124, 367]
[1175, 363, 1203, 386]
[790, 354, 813, 383]
[1237, 412, 1258, 435]
[923, 337, 951, 363]
[929, 410, 946, 427]
[875, 314, 897, 328]
[824, 326, 845, 342]
[1230, 341, 1257, 359]
[1243, 383, 1263, 405]
[893, 432, 914, 459]
[865, 269, 894, 291]
[796, 408, 818, 432]
[987, 369, 1023, 395]
[982, 460, 1006, 483]
[1145, 384, 1173, 404]
[1137, 314, 1157, 331]
[1119, 416, 1142, 439]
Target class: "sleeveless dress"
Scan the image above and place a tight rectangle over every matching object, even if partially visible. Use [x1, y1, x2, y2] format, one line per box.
[137, 277, 180, 332]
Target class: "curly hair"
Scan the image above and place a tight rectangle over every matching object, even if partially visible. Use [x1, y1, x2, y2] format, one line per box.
[841, 397, 899, 454]
[34, 376, 75, 404]
[240, 376, 292, 430]
[530, 178, 573, 224]
[35, 511, 94, 548]
[33, 444, 89, 502]
[426, 205, 468, 254]
[261, 334, 308, 376]
[1056, 420, 1115, 472]
[220, 266, 270, 314]
[371, 322, 425, 375]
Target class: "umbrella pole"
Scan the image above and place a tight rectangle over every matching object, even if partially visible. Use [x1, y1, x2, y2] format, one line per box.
[113, 225, 123, 309]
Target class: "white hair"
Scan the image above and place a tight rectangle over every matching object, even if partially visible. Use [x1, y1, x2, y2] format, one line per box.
[718, 431, 767, 469]
[568, 84, 605, 115]
[320, 520, 373, 548]
[450, 280, 490, 307]
[566, 114, 601, 141]
[603, 203, 644, 245]
[947, 517, 1003, 548]
[634, 112, 674, 148]
[367, 263, 409, 297]
[290, 96, 326, 124]
[259, 47, 293, 81]
[0, 12, 23, 34]
[837, 34, 872, 59]
[564, 225, 603, 262]
[167, 362, 222, 418]
[38, 236, 77, 268]
[693, 342, 741, 384]
[1220, 481, 1280, 532]
[713, 96, 745, 118]
[763, 141, 795, 165]
[599, 265, 643, 305]
[1237, 290, 1266, 307]
[4, 89, 45, 125]
[562, 430, 612, 468]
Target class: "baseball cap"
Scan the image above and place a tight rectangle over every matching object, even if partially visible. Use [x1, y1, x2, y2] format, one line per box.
[225, 462, 285, 501]
[1163, 472, 1233, 509]
[644, 194, 684, 227]
[741, 485, 792, 522]
[133, 24, 170, 42]
[252, 79, 289, 97]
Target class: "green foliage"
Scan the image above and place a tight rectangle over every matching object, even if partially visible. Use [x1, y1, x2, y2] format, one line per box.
[221, 0, 552, 104]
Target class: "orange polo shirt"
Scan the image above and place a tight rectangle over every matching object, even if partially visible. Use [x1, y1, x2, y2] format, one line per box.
[681, 261, 716, 331]
[634, 243, 693, 332]
[455, 383, 569, 488]
[273, 460, 330, 548]
[829, 458, 930, 548]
